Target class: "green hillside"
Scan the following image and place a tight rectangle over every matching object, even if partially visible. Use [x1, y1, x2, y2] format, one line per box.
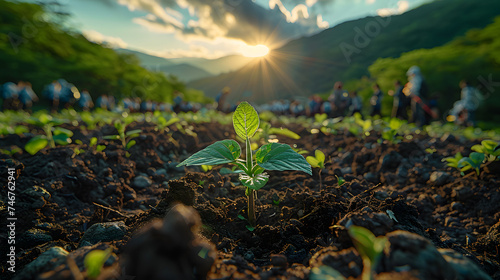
[369, 16, 500, 123]
[0, 0, 196, 103]
[190, 0, 500, 104]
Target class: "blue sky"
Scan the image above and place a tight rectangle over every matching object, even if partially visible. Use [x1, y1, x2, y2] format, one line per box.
[47, 0, 431, 58]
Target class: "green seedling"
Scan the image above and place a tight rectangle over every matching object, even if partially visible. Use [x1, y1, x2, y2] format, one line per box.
[103, 119, 141, 156]
[154, 111, 180, 131]
[178, 102, 311, 227]
[337, 176, 346, 186]
[251, 121, 300, 147]
[425, 148, 437, 154]
[471, 140, 500, 162]
[348, 225, 387, 280]
[0, 147, 22, 156]
[201, 165, 213, 172]
[307, 150, 326, 189]
[442, 152, 463, 168]
[25, 114, 73, 155]
[84, 248, 112, 279]
[457, 152, 485, 175]
[72, 147, 85, 158]
[89, 137, 106, 152]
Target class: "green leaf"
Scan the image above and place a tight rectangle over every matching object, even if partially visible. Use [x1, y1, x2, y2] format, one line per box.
[268, 127, 300, 139]
[14, 125, 29, 135]
[53, 127, 74, 137]
[103, 135, 120, 140]
[239, 173, 269, 190]
[348, 225, 386, 263]
[53, 134, 72, 146]
[90, 137, 98, 147]
[233, 102, 259, 139]
[126, 140, 136, 150]
[306, 156, 321, 168]
[246, 225, 255, 232]
[25, 136, 48, 155]
[469, 152, 485, 164]
[315, 150, 325, 163]
[84, 248, 112, 279]
[255, 143, 312, 175]
[96, 145, 106, 152]
[177, 139, 241, 166]
[125, 129, 142, 137]
[481, 140, 498, 152]
[471, 144, 484, 153]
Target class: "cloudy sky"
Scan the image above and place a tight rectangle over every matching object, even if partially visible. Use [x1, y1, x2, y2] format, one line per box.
[50, 0, 430, 58]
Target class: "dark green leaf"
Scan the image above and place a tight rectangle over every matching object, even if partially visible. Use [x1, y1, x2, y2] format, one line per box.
[256, 143, 312, 175]
[126, 129, 142, 137]
[177, 140, 241, 166]
[126, 140, 136, 150]
[25, 136, 48, 155]
[233, 102, 259, 139]
[53, 134, 72, 145]
[53, 127, 74, 137]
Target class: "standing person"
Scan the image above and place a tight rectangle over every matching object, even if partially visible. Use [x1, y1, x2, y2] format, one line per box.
[216, 87, 230, 112]
[459, 80, 482, 126]
[96, 94, 109, 110]
[77, 90, 94, 111]
[390, 80, 409, 120]
[43, 80, 61, 113]
[18, 81, 38, 113]
[405, 66, 427, 126]
[350, 91, 363, 117]
[1, 82, 19, 111]
[370, 84, 383, 117]
[329, 81, 350, 117]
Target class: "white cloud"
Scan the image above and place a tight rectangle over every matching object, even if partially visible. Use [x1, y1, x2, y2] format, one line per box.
[377, 0, 409, 17]
[366, 0, 376, 4]
[82, 30, 128, 48]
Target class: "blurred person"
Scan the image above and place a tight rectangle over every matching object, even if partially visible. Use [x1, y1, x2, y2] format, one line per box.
[1, 82, 20, 111]
[455, 80, 482, 126]
[307, 95, 322, 116]
[43, 80, 62, 113]
[77, 90, 94, 111]
[405, 66, 430, 126]
[350, 91, 363, 117]
[95, 94, 109, 110]
[18, 81, 39, 112]
[390, 80, 410, 120]
[329, 81, 350, 117]
[370, 84, 383, 117]
[290, 100, 305, 116]
[58, 79, 79, 109]
[216, 87, 230, 112]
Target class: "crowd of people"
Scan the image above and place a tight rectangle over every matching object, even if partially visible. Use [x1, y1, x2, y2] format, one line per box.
[0, 66, 484, 127]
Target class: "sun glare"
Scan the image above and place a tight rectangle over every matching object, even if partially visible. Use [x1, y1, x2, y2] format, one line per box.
[241, 44, 270, 58]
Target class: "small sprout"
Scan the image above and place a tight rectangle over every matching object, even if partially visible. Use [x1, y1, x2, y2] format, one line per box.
[0, 147, 22, 156]
[24, 114, 73, 155]
[273, 199, 280, 206]
[199, 180, 206, 186]
[348, 225, 387, 280]
[457, 152, 485, 175]
[84, 248, 112, 279]
[75, 139, 84, 145]
[201, 165, 213, 172]
[425, 148, 437, 154]
[103, 120, 141, 151]
[178, 102, 311, 227]
[337, 176, 346, 187]
[471, 140, 500, 162]
[307, 150, 325, 169]
[442, 152, 463, 168]
[96, 145, 106, 152]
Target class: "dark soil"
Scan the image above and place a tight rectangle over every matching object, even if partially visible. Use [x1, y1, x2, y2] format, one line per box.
[1, 121, 499, 280]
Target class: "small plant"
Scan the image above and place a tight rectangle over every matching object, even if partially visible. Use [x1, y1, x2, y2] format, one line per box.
[89, 137, 107, 152]
[348, 225, 387, 280]
[442, 152, 464, 168]
[471, 140, 500, 162]
[0, 147, 22, 156]
[103, 119, 141, 157]
[337, 176, 346, 186]
[84, 248, 112, 279]
[457, 152, 485, 175]
[178, 102, 311, 227]
[307, 150, 326, 189]
[201, 165, 213, 172]
[25, 114, 73, 155]
[251, 121, 300, 147]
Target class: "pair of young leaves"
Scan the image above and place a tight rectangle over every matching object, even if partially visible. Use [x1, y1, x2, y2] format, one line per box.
[178, 102, 311, 190]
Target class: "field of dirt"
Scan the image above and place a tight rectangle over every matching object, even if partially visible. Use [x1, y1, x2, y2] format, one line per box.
[1, 120, 499, 280]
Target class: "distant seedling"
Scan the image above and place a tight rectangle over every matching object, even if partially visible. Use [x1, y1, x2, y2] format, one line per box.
[104, 119, 141, 157]
[307, 150, 326, 189]
[25, 114, 73, 155]
[443, 140, 499, 176]
[178, 102, 311, 227]
[349, 225, 387, 280]
[84, 248, 112, 279]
